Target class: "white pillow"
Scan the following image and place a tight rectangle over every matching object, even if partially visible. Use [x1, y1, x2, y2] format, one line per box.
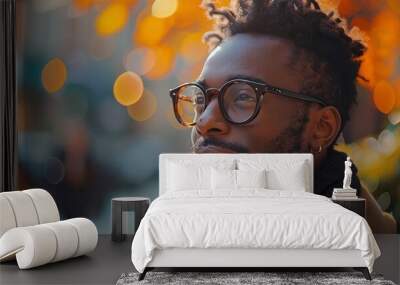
[238, 159, 309, 192]
[167, 162, 209, 191]
[236, 169, 267, 188]
[211, 168, 236, 190]
[167, 159, 235, 191]
[267, 162, 307, 191]
[211, 168, 267, 190]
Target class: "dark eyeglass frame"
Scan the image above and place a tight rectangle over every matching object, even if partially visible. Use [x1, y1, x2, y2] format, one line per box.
[169, 78, 329, 127]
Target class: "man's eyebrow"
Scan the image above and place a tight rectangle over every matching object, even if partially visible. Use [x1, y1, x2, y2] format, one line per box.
[194, 74, 266, 88]
[225, 74, 266, 83]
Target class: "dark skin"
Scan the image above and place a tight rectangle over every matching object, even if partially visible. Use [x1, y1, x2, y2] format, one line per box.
[192, 33, 340, 167]
[191, 33, 397, 233]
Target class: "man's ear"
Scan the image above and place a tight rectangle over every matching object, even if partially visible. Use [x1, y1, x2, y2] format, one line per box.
[311, 106, 342, 150]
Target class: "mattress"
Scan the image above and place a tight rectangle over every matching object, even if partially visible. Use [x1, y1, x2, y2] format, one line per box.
[131, 189, 380, 273]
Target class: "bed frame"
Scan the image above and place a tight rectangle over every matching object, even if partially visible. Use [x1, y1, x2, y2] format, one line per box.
[140, 248, 371, 280]
[138, 154, 372, 281]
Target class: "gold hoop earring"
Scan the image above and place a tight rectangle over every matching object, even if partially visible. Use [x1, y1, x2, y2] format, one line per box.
[312, 145, 323, 153]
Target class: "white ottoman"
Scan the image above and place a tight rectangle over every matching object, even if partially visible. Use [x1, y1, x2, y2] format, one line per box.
[0, 189, 98, 269]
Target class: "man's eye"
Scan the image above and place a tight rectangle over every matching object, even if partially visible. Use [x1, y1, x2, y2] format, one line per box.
[194, 95, 205, 104]
[235, 93, 255, 102]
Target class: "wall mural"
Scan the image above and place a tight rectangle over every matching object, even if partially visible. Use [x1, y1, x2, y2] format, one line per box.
[16, 0, 400, 233]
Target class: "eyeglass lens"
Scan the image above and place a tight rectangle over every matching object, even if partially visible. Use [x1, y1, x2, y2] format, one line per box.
[176, 84, 205, 125]
[175, 82, 258, 125]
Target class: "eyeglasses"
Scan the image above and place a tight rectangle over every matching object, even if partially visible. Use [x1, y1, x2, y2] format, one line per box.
[169, 78, 329, 127]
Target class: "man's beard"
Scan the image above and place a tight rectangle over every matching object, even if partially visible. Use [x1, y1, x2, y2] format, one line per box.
[268, 106, 309, 153]
[191, 106, 309, 154]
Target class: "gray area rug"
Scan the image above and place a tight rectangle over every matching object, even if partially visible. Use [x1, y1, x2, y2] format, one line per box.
[116, 271, 396, 285]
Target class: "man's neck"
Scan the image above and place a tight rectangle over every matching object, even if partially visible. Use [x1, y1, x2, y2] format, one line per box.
[314, 150, 328, 171]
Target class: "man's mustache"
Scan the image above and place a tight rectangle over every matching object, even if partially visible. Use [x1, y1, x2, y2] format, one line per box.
[192, 137, 249, 153]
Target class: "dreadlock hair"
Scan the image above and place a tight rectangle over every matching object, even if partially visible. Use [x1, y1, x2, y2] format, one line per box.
[201, 0, 367, 134]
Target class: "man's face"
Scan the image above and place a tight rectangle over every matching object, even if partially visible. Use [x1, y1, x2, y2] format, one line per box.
[192, 33, 314, 154]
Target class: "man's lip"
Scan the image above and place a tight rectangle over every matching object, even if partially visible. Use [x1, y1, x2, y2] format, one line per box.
[195, 145, 237, 153]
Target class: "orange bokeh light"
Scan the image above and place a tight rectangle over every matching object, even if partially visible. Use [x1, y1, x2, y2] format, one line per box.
[373, 81, 396, 114]
[371, 10, 400, 51]
[41, 58, 67, 93]
[352, 17, 370, 31]
[117, 0, 138, 7]
[318, 0, 340, 12]
[173, 0, 208, 29]
[126, 0, 399, 116]
[388, 0, 400, 15]
[124, 48, 156, 75]
[96, 3, 129, 36]
[127, 90, 157, 121]
[144, 46, 176, 79]
[374, 58, 396, 80]
[73, 0, 97, 11]
[214, 0, 231, 6]
[393, 78, 400, 108]
[152, 0, 178, 19]
[338, 0, 360, 18]
[113, 71, 144, 106]
[134, 11, 173, 46]
[179, 32, 208, 63]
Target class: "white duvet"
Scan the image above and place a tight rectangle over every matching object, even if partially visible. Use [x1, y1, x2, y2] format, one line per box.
[131, 190, 380, 273]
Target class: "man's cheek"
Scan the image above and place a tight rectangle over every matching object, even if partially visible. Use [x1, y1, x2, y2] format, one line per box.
[245, 113, 282, 138]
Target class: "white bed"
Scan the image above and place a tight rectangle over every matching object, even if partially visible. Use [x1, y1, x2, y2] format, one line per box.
[131, 153, 380, 280]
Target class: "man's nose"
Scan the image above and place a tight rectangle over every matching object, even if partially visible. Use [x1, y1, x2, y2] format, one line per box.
[195, 97, 230, 136]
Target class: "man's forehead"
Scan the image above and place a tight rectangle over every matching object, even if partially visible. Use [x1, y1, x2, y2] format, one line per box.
[197, 34, 302, 91]
[195, 74, 265, 88]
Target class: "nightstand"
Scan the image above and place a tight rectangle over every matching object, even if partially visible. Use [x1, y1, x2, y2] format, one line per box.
[331, 197, 366, 218]
[111, 197, 150, 242]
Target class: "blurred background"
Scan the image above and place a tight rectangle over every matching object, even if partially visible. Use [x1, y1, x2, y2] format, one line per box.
[16, 0, 400, 233]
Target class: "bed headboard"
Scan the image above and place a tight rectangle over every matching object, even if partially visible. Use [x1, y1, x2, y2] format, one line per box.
[159, 153, 314, 196]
